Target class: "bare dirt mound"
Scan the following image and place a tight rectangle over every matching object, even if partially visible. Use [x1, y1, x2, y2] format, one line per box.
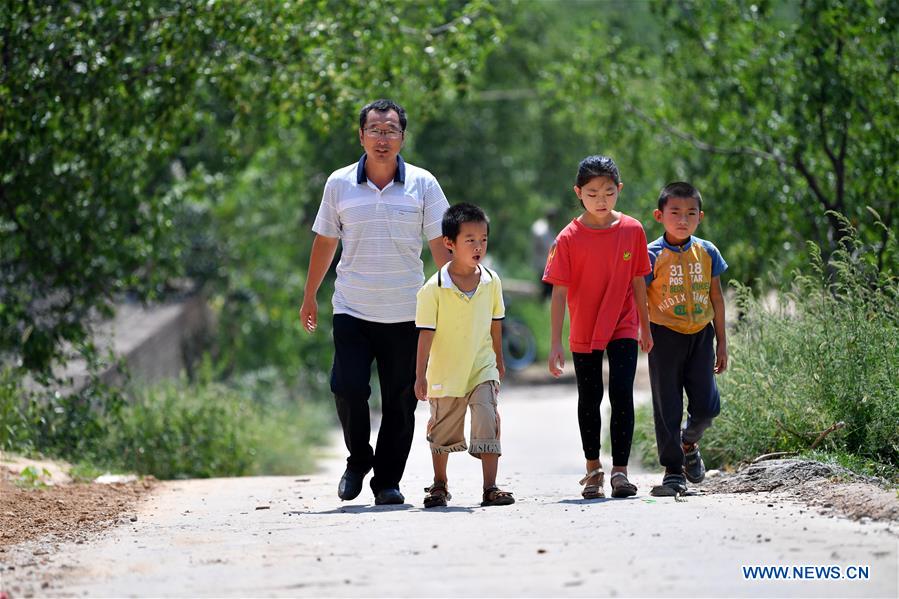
[1, 465, 155, 597]
[0, 471, 155, 547]
[702, 458, 899, 522]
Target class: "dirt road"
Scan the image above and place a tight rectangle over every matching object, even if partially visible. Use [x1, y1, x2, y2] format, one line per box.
[7, 381, 898, 597]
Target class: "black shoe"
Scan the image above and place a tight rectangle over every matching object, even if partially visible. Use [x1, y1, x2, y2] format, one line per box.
[374, 488, 405, 505]
[683, 443, 706, 483]
[338, 467, 369, 501]
[650, 472, 688, 497]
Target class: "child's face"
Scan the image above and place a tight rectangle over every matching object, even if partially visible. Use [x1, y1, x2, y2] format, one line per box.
[444, 221, 489, 270]
[654, 196, 703, 244]
[574, 176, 622, 223]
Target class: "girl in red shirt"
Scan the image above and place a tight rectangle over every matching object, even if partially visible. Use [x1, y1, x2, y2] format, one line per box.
[543, 155, 653, 499]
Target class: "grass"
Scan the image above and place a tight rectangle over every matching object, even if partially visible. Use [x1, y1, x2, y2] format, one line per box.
[632, 214, 899, 482]
[631, 403, 660, 472]
[68, 462, 105, 483]
[801, 449, 897, 484]
[1, 362, 333, 480]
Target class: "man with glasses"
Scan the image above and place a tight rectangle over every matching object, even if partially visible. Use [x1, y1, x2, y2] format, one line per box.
[300, 99, 451, 505]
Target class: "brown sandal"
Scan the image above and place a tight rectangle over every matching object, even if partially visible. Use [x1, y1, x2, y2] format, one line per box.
[579, 468, 605, 499]
[609, 471, 638, 498]
[481, 486, 515, 506]
[423, 482, 451, 508]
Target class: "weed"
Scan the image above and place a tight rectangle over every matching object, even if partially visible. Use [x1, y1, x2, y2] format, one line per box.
[16, 465, 51, 489]
[68, 462, 105, 483]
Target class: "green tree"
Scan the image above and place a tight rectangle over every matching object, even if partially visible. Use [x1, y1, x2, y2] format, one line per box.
[1, 1, 502, 375]
[542, 0, 898, 281]
[414, 0, 670, 276]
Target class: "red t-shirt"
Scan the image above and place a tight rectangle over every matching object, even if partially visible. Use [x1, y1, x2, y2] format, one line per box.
[542, 214, 651, 353]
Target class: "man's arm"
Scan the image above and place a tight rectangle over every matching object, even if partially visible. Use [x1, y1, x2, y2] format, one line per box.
[427, 237, 452, 269]
[299, 234, 339, 333]
[632, 276, 654, 353]
[490, 319, 506, 381]
[415, 329, 435, 401]
[710, 275, 728, 373]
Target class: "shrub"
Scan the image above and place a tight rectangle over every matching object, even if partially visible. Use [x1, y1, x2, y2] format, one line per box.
[107, 380, 257, 479]
[2, 364, 332, 479]
[0, 368, 28, 452]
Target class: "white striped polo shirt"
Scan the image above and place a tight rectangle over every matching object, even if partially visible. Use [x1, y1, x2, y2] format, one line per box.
[312, 154, 449, 323]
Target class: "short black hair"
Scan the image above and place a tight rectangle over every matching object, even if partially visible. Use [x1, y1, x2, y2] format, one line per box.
[359, 99, 407, 131]
[658, 181, 703, 211]
[576, 155, 620, 187]
[442, 202, 490, 241]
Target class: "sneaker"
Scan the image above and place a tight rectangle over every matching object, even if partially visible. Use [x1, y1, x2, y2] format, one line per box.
[650, 472, 688, 497]
[683, 443, 706, 483]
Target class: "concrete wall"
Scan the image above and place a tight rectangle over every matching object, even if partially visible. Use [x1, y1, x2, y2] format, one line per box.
[38, 294, 213, 394]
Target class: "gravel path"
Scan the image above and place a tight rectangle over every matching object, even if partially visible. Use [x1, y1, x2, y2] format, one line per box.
[9, 381, 898, 597]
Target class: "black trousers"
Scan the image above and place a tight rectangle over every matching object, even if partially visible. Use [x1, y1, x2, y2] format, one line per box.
[648, 323, 721, 472]
[330, 313, 419, 493]
[572, 339, 638, 466]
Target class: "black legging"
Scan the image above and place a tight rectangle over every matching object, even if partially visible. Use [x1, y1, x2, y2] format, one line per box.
[572, 338, 638, 466]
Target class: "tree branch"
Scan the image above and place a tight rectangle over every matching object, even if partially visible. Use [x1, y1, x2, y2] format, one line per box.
[792, 151, 834, 212]
[752, 451, 799, 463]
[614, 89, 850, 248]
[814, 39, 840, 172]
[400, 10, 482, 36]
[470, 88, 536, 102]
[816, 103, 840, 174]
[771, 147, 823, 245]
[618, 96, 786, 164]
[816, 38, 847, 215]
[809, 421, 846, 450]
[816, 101, 847, 215]
[775, 418, 808, 442]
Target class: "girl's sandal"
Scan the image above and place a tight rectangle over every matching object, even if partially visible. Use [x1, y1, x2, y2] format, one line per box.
[609, 471, 638, 498]
[481, 486, 515, 506]
[423, 482, 451, 508]
[579, 468, 605, 499]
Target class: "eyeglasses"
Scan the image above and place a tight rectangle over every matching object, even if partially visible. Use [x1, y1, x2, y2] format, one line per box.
[363, 127, 404, 140]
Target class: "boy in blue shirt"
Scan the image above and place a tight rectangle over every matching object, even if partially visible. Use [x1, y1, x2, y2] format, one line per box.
[644, 182, 728, 496]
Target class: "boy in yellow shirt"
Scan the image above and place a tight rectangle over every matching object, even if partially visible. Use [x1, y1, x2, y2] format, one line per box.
[414, 203, 514, 508]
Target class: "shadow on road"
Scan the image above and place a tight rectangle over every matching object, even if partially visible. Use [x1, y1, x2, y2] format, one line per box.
[290, 504, 416, 515]
[411, 505, 476, 514]
[290, 503, 477, 515]
[556, 497, 615, 505]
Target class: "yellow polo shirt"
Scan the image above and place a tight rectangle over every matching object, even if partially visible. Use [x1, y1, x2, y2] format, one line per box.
[415, 263, 505, 398]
